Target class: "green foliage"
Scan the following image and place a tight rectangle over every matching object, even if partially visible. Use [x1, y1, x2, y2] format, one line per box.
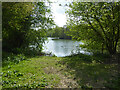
[2, 56, 61, 88]
[2, 2, 33, 52]
[2, 2, 54, 54]
[2, 52, 27, 67]
[66, 2, 120, 54]
[2, 70, 48, 88]
[47, 25, 72, 39]
[2, 70, 49, 88]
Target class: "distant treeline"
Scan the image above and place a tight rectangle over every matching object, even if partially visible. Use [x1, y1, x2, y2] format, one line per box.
[47, 26, 72, 39]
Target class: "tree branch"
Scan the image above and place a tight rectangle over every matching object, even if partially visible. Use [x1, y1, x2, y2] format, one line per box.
[86, 19, 104, 41]
[94, 15, 110, 42]
[114, 4, 120, 51]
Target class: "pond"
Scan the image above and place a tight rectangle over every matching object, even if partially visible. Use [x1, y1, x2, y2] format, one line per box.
[42, 37, 91, 57]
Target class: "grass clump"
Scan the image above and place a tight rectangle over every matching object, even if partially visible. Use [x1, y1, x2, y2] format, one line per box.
[2, 56, 62, 88]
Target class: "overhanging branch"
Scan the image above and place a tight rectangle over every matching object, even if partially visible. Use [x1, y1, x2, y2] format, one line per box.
[86, 19, 104, 41]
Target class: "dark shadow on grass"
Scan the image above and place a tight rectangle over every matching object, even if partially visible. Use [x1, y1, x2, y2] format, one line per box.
[60, 53, 119, 88]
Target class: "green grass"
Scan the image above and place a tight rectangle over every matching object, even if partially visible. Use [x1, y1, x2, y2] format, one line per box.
[2, 56, 63, 88]
[61, 54, 119, 88]
[2, 53, 119, 89]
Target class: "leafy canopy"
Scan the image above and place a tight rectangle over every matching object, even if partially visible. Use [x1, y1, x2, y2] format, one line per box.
[66, 2, 120, 54]
[2, 2, 54, 54]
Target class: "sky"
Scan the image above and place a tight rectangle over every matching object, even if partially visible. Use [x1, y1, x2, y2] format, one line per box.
[50, 0, 70, 27]
[50, 0, 118, 27]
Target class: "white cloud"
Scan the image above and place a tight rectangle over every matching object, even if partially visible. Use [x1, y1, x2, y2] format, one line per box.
[50, 0, 69, 27]
[53, 13, 67, 27]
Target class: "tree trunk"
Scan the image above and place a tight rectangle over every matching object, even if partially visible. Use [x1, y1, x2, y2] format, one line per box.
[102, 43, 104, 54]
[106, 41, 117, 55]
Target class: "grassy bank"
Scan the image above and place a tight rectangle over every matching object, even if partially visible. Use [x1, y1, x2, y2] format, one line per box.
[2, 53, 119, 89]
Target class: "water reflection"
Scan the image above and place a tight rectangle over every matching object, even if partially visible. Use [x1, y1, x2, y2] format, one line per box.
[42, 37, 90, 57]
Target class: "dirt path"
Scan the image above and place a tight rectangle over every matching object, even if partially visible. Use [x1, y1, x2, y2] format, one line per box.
[43, 63, 78, 88]
[57, 71, 78, 88]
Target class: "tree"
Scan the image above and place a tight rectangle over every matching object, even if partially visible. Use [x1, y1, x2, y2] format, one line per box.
[47, 25, 72, 39]
[2, 2, 54, 54]
[66, 2, 120, 54]
[26, 2, 54, 53]
[2, 2, 34, 52]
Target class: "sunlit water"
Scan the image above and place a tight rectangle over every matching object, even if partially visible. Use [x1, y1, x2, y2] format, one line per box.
[42, 37, 91, 57]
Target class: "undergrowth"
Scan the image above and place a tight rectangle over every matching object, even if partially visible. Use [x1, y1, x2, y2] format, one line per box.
[2, 52, 119, 89]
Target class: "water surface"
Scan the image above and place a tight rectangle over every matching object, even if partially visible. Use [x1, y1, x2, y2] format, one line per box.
[42, 37, 90, 57]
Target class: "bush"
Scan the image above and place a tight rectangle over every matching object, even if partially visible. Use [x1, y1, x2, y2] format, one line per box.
[2, 52, 27, 67]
